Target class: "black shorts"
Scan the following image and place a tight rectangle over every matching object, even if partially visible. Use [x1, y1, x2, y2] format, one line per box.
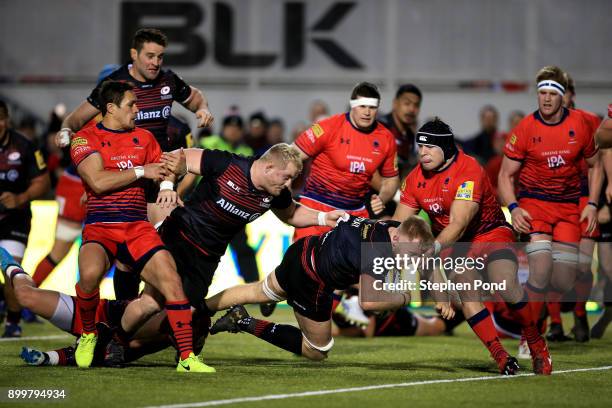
[0, 209, 31, 244]
[159, 217, 220, 312]
[275, 237, 333, 322]
[375, 307, 419, 337]
[144, 180, 159, 204]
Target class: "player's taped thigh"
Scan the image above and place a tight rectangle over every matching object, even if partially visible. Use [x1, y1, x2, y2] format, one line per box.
[262, 274, 285, 302]
[55, 220, 82, 242]
[302, 333, 335, 353]
[525, 240, 552, 256]
[50, 292, 75, 332]
[552, 248, 578, 264]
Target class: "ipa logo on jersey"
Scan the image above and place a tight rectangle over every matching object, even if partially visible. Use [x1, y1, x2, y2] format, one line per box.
[547, 154, 566, 168]
[455, 181, 474, 201]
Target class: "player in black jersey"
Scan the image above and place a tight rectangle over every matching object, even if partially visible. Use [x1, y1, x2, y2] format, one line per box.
[0, 100, 51, 337]
[206, 215, 439, 361]
[56, 28, 213, 225]
[157, 143, 347, 312]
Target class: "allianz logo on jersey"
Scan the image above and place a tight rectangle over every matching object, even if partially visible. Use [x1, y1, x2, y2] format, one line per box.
[136, 106, 171, 121]
[216, 198, 261, 221]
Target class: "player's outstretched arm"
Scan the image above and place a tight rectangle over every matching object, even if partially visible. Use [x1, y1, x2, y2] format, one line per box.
[56, 101, 100, 147]
[161, 148, 202, 177]
[77, 153, 165, 194]
[272, 202, 346, 228]
[603, 149, 612, 203]
[358, 273, 409, 312]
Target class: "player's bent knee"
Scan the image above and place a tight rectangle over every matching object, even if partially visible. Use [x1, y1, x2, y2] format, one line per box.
[302, 335, 334, 361]
[14, 285, 36, 309]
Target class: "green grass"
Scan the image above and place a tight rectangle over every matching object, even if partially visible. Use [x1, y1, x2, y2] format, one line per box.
[1, 307, 612, 408]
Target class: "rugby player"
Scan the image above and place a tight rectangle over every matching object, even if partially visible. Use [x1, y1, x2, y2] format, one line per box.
[56, 28, 213, 226]
[68, 80, 212, 372]
[0, 100, 51, 337]
[543, 72, 603, 342]
[205, 215, 444, 362]
[394, 118, 550, 375]
[498, 66, 601, 348]
[292, 82, 399, 237]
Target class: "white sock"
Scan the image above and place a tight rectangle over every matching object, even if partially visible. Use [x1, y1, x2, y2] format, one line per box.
[46, 351, 59, 366]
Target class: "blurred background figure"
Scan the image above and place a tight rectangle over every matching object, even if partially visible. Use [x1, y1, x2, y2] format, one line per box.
[485, 110, 524, 198]
[464, 104, 500, 165]
[308, 99, 330, 124]
[245, 111, 270, 157]
[266, 118, 285, 145]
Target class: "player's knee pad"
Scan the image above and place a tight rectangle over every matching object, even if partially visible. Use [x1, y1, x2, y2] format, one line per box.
[55, 221, 82, 242]
[525, 240, 552, 256]
[302, 334, 334, 353]
[262, 275, 284, 302]
[552, 250, 578, 264]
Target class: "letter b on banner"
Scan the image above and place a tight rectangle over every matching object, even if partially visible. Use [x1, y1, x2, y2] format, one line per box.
[121, 2, 206, 66]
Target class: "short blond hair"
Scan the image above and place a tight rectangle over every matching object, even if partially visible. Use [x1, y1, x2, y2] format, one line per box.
[536, 66, 567, 89]
[398, 215, 434, 247]
[259, 143, 303, 173]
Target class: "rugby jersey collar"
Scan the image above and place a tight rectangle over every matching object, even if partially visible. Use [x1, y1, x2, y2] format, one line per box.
[534, 107, 569, 127]
[344, 112, 377, 135]
[96, 122, 131, 134]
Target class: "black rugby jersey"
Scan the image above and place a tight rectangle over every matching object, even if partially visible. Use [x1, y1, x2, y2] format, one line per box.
[170, 150, 292, 258]
[87, 64, 192, 151]
[0, 129, 47, 216]
[314, 215, 399, 289]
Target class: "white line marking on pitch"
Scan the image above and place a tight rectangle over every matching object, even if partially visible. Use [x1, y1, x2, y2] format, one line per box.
[0, 334, 71, 342]
[144, 365, 612, 408]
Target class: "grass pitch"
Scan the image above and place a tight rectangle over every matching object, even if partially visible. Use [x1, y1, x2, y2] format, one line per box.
[1, 306, 611, 408]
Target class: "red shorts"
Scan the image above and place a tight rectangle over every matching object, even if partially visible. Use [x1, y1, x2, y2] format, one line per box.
[82, 221, 165, 270]
[519, 198, 580, 243]
[293, 196, 369, 241]
[578, 196, 600, 239]
[468, 226, 516, 260]
[55, 172, 86, 223]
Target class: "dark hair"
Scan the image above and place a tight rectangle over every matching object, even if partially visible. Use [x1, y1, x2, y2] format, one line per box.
[395, 83, 422, 102]
[132, 28, 168, 52]
[249, 111, 268, 127]
[99, 81, 134, 115]
[350, 82, 380, 100]
[479, 104, 499, 118]
[0, 100, 8, 117]
[223, 114, 244, 129]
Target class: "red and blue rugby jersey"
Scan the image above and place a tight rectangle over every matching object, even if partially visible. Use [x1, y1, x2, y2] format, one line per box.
[70, 122, 162, 224]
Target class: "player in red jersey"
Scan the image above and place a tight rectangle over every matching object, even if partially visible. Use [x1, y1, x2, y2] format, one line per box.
[56, 29, 213, 227]
[394, 118, 551, 375]
[543, 73, 604, 342]
[499, 66, 602, 345]
[69, 81, 213, 372]
[292, 82, 400, 239]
